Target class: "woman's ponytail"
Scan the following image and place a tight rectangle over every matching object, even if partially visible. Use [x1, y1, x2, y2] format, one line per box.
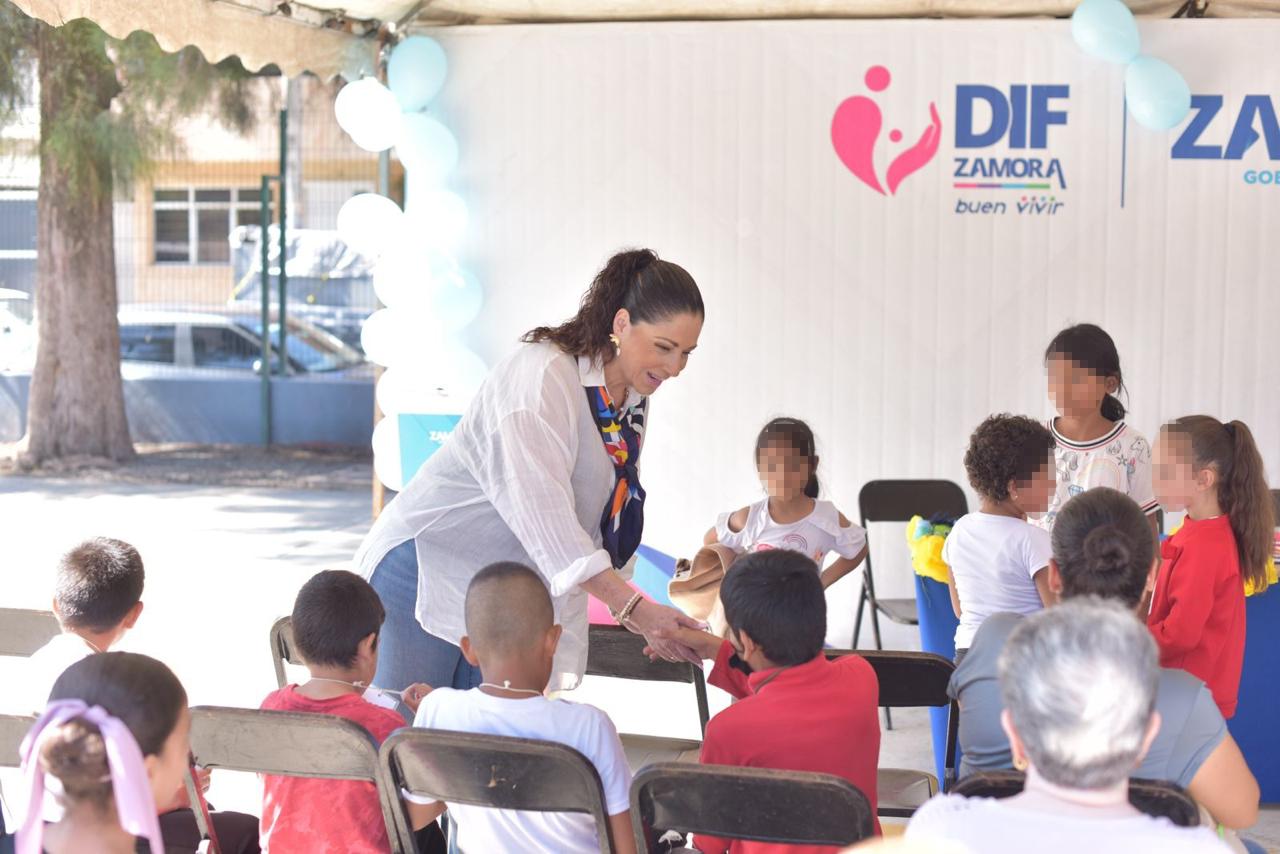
[523, 248, 702, 364]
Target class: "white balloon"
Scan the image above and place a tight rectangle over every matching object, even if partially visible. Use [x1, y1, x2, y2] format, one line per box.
[404, 186, 469, 251]
[377, 368, 465, 417]
[411, 341, 489, 396]
[335, 78, 402, 153]
[336, 193, 403, 258]
[373, 243, 457, 313]
[371, 416, 404, 490]
[395, 113, 459, 184]
[360, 308, 413, 368]
[434, 267, 484, 332]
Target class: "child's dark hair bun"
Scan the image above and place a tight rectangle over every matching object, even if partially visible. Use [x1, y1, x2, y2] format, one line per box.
[40, 719, 113, 804]
[1082, 524, 1133, 576]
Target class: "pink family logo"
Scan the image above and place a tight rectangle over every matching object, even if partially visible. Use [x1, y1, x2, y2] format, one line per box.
[831, 65, 942, 196]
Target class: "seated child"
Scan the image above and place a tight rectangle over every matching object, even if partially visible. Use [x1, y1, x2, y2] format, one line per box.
[659, 549, 881, 851]
[946, 414, 1057, 658]
[8, 537, 259, 853]
[17, 538, 147, 713]
[411, 562, 636, 854]
[705, 417, 867, 589]
[259, 570, 439, 853]
[17, 652, 191, 854]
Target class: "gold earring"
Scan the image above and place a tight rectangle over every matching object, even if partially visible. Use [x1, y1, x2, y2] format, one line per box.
[609, 333, 621, 357]
[1013, 756, 1028, 772]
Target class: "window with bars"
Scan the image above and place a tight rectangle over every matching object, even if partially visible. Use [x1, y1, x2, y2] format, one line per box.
[153, 188, 265, 264]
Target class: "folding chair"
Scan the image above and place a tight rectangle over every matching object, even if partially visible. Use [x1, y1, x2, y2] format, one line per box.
[853, 480, 969, 654]
[585, 624, 707, 769]
[826, 649, 958, 818]
[1, 714, 34, 767]
[0, 609, 60, 658]
[378, 728, 619, 854]
[184, 705, 409, 852]
[269, 616, 302, 689]
[630, 762, 874, 853]
[951, 770, 1201, 827]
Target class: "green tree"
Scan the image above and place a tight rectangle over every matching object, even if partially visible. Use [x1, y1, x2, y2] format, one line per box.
[0, 4, 257, 464]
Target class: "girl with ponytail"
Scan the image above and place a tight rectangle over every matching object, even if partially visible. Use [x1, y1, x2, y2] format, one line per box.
[355, 247, 707, 695]
[704, 417, 868, 590]
[1148, 415, 1276, 719]
[1039, 324, 1160, 535]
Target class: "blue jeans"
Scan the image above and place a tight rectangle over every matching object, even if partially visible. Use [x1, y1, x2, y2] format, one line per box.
[368, 539, 482, 721]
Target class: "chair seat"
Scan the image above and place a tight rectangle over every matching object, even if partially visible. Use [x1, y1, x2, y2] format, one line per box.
[876, 767, 937, 817]
[874, 598, 919, 626]
[621, 733, 702, 770]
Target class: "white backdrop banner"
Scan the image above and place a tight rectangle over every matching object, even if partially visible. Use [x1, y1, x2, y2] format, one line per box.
[429, 19, 1279, 642]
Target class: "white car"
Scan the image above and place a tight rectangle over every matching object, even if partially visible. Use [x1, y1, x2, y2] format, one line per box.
[0, 288, 35, 372]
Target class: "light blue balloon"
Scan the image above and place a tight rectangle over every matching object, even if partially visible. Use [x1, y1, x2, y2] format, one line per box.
[1126, 56, 1192, 130]
[1071, 0, 1140, 64]
[396, 113, 458, 182]
[388, 36, 447, 112]
[433, 267, 484, 332]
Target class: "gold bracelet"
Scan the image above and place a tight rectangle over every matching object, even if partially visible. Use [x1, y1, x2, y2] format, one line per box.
[612, 591, 643, 625]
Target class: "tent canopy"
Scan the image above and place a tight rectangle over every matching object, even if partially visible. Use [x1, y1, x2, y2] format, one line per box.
[10, 0, 1274, 79]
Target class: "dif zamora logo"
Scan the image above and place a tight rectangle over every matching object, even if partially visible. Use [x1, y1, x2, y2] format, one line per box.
[831, 65, 1070, 216]
[1171, 94, 1280, 185]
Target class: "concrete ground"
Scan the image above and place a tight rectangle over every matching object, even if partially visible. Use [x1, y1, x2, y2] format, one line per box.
[0, 471, 1276, 850]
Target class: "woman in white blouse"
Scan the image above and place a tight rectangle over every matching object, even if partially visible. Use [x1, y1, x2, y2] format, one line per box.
[354, 249, 705, 698]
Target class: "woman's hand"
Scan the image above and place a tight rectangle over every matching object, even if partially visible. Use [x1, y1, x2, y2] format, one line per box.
[644, 625, 723, 662]
[625, 599, 705, 664]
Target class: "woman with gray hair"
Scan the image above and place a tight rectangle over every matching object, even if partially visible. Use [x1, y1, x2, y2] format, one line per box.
[906, 597, 1229, 852]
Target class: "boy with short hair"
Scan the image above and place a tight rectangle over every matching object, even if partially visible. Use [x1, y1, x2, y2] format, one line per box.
[411, 562, 637, 854]
[259, 569, 440, 853]
[17, 537, 146, 712]
[660, 550, 882, 851]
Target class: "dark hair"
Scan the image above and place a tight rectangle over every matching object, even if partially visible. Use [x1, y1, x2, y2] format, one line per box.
[292, 570, 386, 668]
[1045, 323, 1127, 422]
[465, 562, 554, 655]
[1163, 416, 1275, 592]
[1051, 488, 1154, 608]
[522, 248, 704, 364]
[964, 414, 1056, 501]
[43, 652, 187, 808]
[55, 538, 145, 633]
[755, 417, 820, 499]
[721, 551, 826, 667]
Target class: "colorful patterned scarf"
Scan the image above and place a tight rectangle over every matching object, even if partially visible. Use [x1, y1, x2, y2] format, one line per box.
[587, 385, 648, 569]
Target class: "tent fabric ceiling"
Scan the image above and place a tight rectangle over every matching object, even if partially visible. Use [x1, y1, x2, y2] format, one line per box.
[8, 0, 1277, 79]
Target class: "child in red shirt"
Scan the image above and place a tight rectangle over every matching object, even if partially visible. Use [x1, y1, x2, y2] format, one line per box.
[1148, 416, 1275, 718]
[660, 550, 881, 852]
[259, 570, 440, 853]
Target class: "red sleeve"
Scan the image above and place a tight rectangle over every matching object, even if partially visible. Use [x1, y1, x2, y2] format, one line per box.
[359, 704, 408, 744]
[1148, 544, 1215, 659]
[707, 640, 751, 699]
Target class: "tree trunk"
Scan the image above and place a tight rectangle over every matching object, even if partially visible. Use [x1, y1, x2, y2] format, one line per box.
[22, 21, 134, 464]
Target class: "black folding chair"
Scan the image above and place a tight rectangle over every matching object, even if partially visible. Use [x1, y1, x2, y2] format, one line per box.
[853, 480, 969, 653]
[269, 616, 302, 689]
[0, 608, 60, 658]
[952, 770, 1201, 827]
[585, 624, 707, 769]
[630, 762, 874, 853]
[184, 705, 409, 852]
[378, 728, 619, 853]
[826, 649, 958, 818]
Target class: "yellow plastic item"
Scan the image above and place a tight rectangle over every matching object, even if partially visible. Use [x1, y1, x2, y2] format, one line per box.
[906, 514, 952, 586]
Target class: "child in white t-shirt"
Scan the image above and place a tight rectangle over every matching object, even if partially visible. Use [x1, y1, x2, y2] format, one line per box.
[410, 562, 635, 854]
[705, 417, 867, 589]
[1037, 323, 1159, 533]
[945, 415, 1057, 656]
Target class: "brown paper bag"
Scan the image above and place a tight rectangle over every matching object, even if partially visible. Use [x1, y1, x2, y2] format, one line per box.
[668, 544, 740, 637]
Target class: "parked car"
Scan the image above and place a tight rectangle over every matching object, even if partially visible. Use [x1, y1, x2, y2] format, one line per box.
[117, 307, 372, 379]
[0, 288, 35, 371]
